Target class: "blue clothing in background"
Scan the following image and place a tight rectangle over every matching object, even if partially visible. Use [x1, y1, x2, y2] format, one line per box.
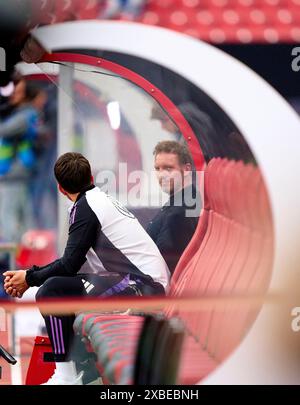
[0, 105, 39, 176]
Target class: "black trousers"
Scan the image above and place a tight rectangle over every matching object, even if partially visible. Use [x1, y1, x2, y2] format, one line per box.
[35, 273, 164, 362]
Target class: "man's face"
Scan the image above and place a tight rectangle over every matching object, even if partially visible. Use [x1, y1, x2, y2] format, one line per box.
[154, 152, 188, 195]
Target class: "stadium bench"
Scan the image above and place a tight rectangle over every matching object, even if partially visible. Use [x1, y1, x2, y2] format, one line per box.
[72, 158, 274, 384]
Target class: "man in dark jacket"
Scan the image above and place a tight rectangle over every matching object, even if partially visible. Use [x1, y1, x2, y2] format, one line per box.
[147, 141, 201, 275]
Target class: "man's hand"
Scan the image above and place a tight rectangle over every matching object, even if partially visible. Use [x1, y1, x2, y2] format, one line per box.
[3, 270, 29, 299]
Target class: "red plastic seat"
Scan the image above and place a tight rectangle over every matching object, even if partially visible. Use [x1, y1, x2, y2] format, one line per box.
[16, 230, 57, 269]
[136, 0, 299, 43]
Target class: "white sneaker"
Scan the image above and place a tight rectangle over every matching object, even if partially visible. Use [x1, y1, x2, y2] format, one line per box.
[41, 370, 84, 385]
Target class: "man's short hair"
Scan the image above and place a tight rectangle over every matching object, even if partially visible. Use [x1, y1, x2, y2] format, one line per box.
[153, 140, 193, 166]
[54, 152, 92, 194]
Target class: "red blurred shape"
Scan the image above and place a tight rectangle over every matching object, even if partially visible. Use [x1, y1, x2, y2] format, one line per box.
[25, 336, 55, 385]
[16, 230, 57, 269]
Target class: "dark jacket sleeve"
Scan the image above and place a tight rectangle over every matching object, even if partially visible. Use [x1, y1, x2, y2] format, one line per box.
[25, 198, 100, 287]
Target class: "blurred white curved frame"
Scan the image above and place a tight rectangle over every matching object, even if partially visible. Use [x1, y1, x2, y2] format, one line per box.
[31, 21, 300, 384]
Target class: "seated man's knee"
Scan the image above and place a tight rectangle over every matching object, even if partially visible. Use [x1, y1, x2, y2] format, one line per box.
[35, 277, 61, 301]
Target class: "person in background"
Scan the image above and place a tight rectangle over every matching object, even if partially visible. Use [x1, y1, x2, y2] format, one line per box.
[150, 103, 181, 137]
[29, 82, 57, 230]
[0, 79, 47, 242]
[147, 141, 201, 275]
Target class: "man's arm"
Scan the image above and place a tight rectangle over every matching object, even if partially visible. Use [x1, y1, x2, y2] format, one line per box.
[25, 199, 100, 287]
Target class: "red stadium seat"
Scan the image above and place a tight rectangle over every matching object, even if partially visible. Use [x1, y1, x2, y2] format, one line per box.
[75, 0, 103, 20]
[16, 230, 57, 269]
[27, 0, 300, 44]
[136, 0, 300, 43]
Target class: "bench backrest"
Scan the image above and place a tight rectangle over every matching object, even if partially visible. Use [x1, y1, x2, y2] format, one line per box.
[166, 158, 273, 367]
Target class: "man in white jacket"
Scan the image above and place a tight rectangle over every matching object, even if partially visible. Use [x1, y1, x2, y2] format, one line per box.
[4, 152, 170, 384]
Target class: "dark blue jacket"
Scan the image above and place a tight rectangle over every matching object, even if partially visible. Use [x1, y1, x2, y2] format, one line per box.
[147, 185, 201, 275]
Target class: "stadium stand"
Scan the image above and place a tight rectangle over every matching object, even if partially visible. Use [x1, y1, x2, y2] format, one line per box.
[71, 157, 273, 385]
[16, 0, 300, 45]
[136, 0, 300, 43]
